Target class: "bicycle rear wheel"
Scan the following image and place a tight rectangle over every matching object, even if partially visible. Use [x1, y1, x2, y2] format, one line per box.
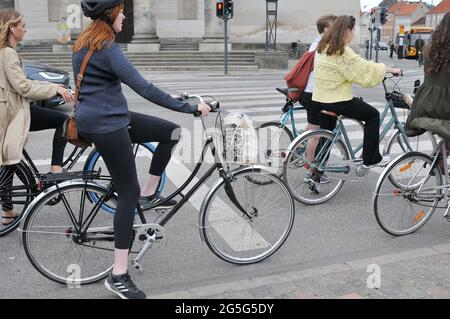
[288, 48, 300, 59]
[21, 182, 117, 285]
[0, 162, 36, 237]
[283, 130, 350, 205]
[373, 152, 442, 236]
[200, 166, 295, 264]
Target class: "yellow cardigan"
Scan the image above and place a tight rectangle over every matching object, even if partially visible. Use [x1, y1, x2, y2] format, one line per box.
[312, 46, 386, 103]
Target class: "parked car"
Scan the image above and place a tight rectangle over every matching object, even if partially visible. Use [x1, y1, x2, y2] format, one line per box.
[23, 59, 71, 109]
[375, 42, 388, 51]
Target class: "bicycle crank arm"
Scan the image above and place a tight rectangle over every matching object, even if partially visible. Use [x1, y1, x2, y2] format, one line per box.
[132, 223, 167, 270]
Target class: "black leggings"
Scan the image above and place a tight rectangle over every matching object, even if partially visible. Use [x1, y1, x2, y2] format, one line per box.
[1, 106, 68, 212]
[316, 97, 383, 166]
[79, 112, 181, 249]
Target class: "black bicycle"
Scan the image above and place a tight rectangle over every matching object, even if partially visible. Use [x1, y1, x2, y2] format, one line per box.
[18, 94, 296, 285]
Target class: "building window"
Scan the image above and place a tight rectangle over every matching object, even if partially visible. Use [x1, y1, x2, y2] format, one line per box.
[0, 0, 14, 9]
[177, 0, 197, 20]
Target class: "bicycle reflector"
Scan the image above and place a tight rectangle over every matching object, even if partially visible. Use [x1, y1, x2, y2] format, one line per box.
[399, 163, 412, 173]
[414, 210, 425, 224]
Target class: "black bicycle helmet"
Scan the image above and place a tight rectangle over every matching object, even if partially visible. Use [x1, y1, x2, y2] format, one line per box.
[81, 0, 124, 19]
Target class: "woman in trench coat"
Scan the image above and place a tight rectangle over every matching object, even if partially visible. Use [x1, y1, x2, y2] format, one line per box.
[0, 9, 73, 225]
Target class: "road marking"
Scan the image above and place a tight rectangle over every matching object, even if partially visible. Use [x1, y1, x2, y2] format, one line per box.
[165, 155, 270, 252]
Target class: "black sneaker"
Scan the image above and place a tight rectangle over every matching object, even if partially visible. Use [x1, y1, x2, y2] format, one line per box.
[139, 193, 177, 209]
[104, 272, 146, 299]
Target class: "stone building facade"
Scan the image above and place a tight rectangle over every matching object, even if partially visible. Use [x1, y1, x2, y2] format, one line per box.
[3, 0, 360, 50]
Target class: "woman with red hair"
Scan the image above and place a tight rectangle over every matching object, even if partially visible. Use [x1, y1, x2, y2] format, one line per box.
[74, 0, 210, 299]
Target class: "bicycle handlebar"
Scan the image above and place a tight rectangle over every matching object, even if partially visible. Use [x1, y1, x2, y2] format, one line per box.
[384, 70, 403, 81]
[171, 93, 220, 117]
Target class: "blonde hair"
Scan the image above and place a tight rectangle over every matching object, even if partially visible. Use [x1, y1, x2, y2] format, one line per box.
[0, 9, 23, 49]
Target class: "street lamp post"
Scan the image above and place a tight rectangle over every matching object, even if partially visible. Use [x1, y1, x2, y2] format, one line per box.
[265, 0, 278, 51]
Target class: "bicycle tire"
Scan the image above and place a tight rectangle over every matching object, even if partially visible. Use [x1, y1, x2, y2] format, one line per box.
[373, 152, 442, 236]
[385, 130, 437, 188]
[21, 181, 116, 285]
[0, 162, 36, 237]
[199, 165, 295, 265]
[288, 48, 299, 59]
[252, 121, 294, 184]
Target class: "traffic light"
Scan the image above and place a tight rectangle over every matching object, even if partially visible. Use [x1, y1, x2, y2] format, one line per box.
[380, 7, 387, 25]
[370, 7, 376, 24]
[216, 2, 224, 18]
[224, 0, 234, 19]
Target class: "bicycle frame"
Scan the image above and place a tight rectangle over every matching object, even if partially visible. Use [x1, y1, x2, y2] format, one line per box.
[78, 115, 256, 236]
[279, 105, 306, 139]
[338, 97, 413, 159]
[63, 146, 90, 171]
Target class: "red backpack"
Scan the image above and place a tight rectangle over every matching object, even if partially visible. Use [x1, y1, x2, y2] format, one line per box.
[283, 50, 315, 102]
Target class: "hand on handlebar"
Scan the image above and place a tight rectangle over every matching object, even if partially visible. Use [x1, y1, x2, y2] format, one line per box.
[57, 85, 75, 104]
[386, 67, 402, 76]
[197, 102, 211, 117]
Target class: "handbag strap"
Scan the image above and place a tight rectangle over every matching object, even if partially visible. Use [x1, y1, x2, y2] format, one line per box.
[74, 48, 95, 107]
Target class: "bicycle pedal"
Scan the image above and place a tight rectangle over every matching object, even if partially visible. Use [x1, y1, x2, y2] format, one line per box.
[306, 180, 320, 194]
[131, 260, 143, 273]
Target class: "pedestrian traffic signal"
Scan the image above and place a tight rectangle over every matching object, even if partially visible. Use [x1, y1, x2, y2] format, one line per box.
[224, 0, 234, 19]
[216, 2, 224, 18]
[380, 7, 387, 25]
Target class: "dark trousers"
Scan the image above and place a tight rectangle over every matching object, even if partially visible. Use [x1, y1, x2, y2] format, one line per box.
[316, 98, 383, 166]
[30, 105, 68, 166]
[79, 112, 181, 249]
[1, 106, 68, 212]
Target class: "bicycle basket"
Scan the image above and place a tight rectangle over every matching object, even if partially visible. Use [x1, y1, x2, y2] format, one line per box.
[215, 112, 258, 165]
[386, 79, 420, 109]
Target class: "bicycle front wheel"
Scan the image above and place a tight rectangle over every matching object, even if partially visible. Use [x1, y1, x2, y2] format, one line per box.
[200, 166, 295, 264]
[385, 130, 437, 188]
[21, 182, 117, 285]
[373, 152, 442, 236]
[255, 121, 294, 182]
[386, 129, 436, 159]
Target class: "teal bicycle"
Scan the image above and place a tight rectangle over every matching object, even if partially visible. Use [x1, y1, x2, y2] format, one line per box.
[282, 74, 437, 205]
[258, 88, 367, 179]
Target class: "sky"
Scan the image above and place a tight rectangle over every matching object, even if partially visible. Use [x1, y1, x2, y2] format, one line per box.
[360, 0, 442, 11]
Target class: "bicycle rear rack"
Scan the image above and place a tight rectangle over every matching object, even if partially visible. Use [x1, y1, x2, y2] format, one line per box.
[39, 169, 102, 183]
